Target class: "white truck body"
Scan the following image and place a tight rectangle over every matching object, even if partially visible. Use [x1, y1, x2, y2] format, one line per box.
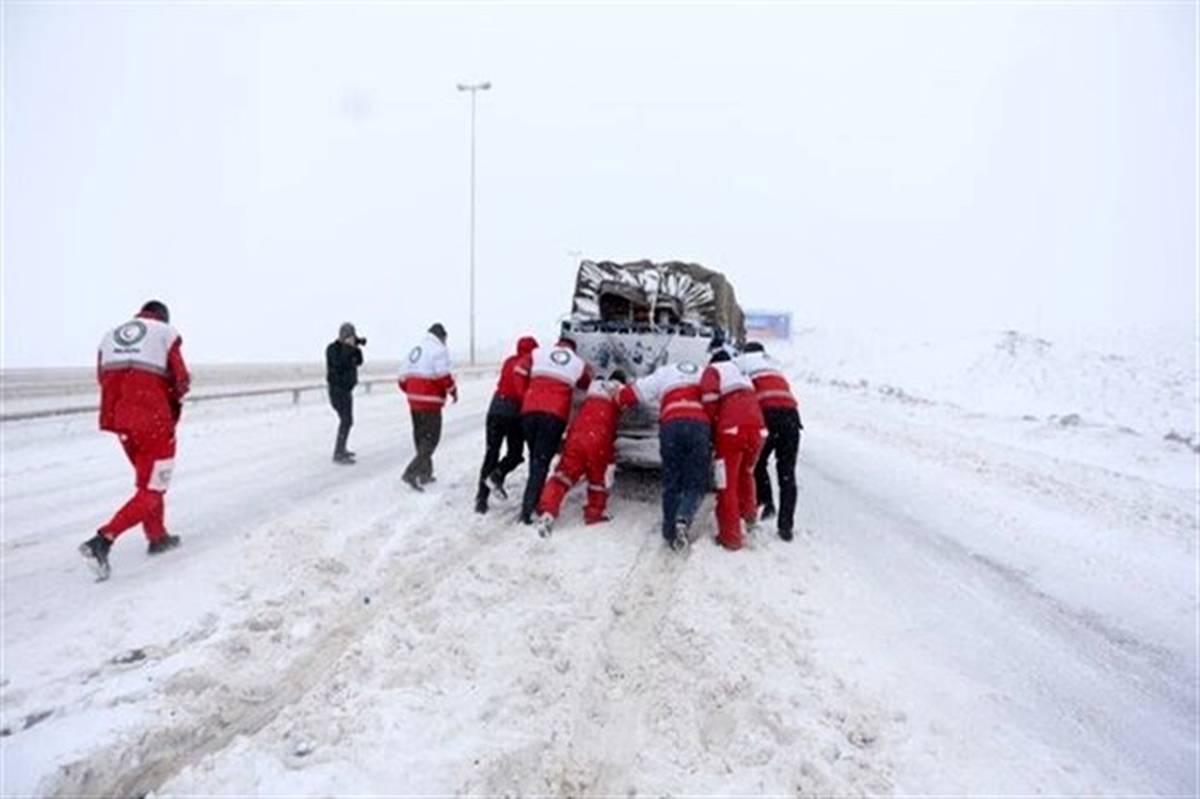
[561, 259, 746, 462]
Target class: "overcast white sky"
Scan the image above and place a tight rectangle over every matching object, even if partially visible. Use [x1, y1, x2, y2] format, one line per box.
[3, 1, 1195, 367]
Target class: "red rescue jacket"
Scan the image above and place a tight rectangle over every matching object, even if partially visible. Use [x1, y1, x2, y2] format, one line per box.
[564, 380, 623, 462]
[616, 361, 708, 425]
[735, 352, 799, 410]
[701, 360, 765, 430]
[97, 310, 190, 437]
[493, 336, 538, 403]
[521, 342, 592, 421]
[398, 334, 457, 412]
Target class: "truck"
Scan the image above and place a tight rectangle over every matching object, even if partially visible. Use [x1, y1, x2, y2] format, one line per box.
[559, 259, 746, 464]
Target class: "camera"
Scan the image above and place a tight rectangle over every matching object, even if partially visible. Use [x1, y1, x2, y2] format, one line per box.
[356, 336, 367, 347]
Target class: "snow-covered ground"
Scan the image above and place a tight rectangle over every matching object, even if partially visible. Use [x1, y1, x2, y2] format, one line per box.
[795, 326, 1196, 444]
[1, 328, 1196, 796]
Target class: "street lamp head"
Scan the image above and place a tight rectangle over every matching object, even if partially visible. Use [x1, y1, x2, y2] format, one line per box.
[457, 81, 492, 92]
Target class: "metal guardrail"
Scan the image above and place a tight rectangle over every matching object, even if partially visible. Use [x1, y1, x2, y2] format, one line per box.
[0, 366, 498, 423]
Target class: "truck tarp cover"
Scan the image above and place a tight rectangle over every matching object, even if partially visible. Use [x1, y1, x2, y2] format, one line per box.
[570, 259, 745, 341]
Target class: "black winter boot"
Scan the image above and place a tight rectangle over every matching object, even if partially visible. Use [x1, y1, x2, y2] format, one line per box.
[79, 534, 113, 581]
[487, 470, 507, 500]
[148, 534, 182, 555]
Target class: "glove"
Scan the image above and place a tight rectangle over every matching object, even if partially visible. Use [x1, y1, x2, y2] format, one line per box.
[450, 387, 459, 404]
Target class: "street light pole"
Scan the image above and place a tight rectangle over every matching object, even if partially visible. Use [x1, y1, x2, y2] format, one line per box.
[457, 81, 491, 366]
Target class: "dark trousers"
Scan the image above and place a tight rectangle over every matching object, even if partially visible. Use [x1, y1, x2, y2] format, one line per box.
[660, 419, 712, 541]
[520, 412, 567, 520]
[755, 407, 802, 533]
[328, 386, 354, 456]
[403, 410, 443, 483]
[477, 399, 525, 501]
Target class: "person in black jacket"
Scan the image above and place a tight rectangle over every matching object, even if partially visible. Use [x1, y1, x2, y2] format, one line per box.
[326, 322, 365, 463]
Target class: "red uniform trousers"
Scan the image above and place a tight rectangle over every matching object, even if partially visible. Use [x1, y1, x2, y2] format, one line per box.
[537, 432, 612, 524]
[713, 423, 766, 549]
[100, 429, 176, 542]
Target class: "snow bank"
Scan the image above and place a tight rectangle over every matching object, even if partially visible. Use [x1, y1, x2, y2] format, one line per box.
[782, 326, 1196, 440]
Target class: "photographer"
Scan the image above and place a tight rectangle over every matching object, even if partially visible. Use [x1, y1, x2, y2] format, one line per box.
[326, 322, 365, 464]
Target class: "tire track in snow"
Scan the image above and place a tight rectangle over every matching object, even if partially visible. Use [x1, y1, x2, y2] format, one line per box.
[557, 526, 692, 794]
[535, 493, 899, 796]
[1, 390, 495, 736]
[41, 408, 503, 797]
[48, 517, 511, 797]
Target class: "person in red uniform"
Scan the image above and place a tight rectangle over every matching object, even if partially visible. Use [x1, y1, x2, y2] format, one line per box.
[79, 300, 190, 581]
[475, 335, 538, 513]
[616, 360, 711, 551]
[736, 341, 803, 541]
[700, 347, 766, 551]
[398, 323, 457, 491]
[518, 333, 592, 524]
[534, 371, 627, 537]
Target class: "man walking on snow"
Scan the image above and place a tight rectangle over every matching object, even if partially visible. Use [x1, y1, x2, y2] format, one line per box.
[80, 300, 190, 581]
[476, 335, 538, 514]
[326, 321, 364, 464]
[736, 341, 803, 541]
[518, 333, 592, 524]
[535, 371, 627, 538]
[616, 360, 711, 551]
[700, 347, 766, 551]
[398, 323, 457, 491]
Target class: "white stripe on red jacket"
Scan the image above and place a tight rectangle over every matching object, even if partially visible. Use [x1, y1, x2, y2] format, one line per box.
[616, 361, 709, 425]
[700, 360, 764, 429]
[735, 352, 799, 410]
[521, 345, 591, 420]
[398, 334, 457, 412]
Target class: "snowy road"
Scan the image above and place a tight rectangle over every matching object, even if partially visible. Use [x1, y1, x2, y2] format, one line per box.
[804, 402, 1196, 795]
[1, 365, 1196, 795]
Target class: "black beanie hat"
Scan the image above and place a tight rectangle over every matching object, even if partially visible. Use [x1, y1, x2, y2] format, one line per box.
[140, 300, 170, 323]
[428, 323, 447, 341]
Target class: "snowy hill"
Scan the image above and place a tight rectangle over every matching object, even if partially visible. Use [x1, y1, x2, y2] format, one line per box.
[788, 326, 1196, 440]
